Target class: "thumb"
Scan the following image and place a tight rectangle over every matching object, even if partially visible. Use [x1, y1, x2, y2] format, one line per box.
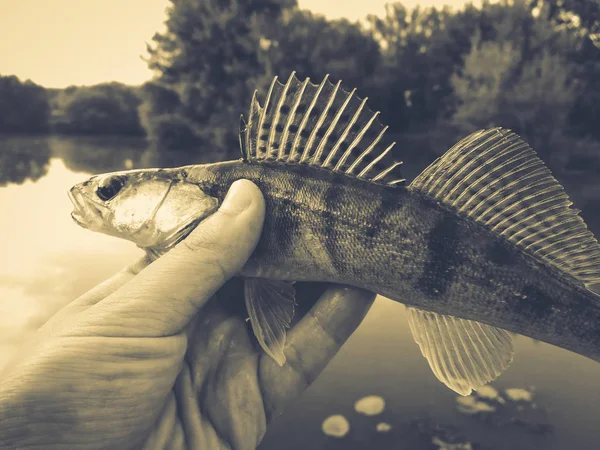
[77, 179, 265, 337]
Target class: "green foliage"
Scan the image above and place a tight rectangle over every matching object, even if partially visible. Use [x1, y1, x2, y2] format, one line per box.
[450, 1, 581, 154]
[365, 3, 481, 132]
[264, 9, 380, 92]
[142, 0, 297, 161]
[54, 83, 145, 136]
[0, 75, 50, 133]
[542, 0, 600, 140]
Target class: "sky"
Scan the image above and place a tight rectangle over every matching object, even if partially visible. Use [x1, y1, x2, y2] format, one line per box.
[0, 0, 482, 88]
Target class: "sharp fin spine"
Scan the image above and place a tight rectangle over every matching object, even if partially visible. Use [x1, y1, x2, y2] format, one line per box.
[256, 77, 278, 159]
[357, 142, 395, 178]
[280, 76, 308, 160]
[244, 74, 404, 185]
[303, 79, 340, 164]
[326, 96, 367, 169]
[312, 87, 356, 165]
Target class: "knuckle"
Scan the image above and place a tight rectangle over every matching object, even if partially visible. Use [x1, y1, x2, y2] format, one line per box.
[284, 342, 319, 388]
[309, 308, 345, 348]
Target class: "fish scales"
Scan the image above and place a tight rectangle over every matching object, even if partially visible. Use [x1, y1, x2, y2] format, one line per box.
[69, 73, 600, 395]
[196, 161, 422, 282]
[187, 160, 600, 364]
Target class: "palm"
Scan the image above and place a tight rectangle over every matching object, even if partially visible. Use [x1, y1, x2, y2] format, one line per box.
[144, 281, 374, 449]
[0, 184, 377, 450]
[9, 260, 373, 450]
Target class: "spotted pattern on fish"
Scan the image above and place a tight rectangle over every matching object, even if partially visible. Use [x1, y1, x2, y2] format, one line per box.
[416, 214, 463, 297]
[322, 182, 347, 274]
[271, 195, 301, 262]
[362, 192, 398, 246]
[487, 241, 518, 267]
[515, 284, 555, 318]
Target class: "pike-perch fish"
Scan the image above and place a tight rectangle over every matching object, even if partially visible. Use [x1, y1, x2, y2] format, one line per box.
[68, 73, 600, 396]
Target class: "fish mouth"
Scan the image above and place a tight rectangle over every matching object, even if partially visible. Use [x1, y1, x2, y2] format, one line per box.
[68, 188, 84, 224]
[68, 186, 101, 228]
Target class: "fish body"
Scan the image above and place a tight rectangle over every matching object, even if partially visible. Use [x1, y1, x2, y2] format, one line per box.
[69, 73, 600, 395]
[183, 160, 600, 363]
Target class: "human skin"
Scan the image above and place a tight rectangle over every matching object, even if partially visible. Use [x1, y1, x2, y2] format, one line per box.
[0, 179, 376, 450]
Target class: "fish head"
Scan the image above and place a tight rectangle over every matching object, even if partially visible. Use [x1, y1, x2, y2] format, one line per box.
[68, 167, 219, 249]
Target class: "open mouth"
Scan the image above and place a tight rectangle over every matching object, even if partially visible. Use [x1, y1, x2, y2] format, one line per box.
[68, 187, 89, 227]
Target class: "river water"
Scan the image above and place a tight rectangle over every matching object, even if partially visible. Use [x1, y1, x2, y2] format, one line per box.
[1, 134, 599, 449]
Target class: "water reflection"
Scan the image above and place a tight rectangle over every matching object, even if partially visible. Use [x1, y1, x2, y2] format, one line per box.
[0, 135, 51, 186]
[0, 157, 142, 370]
[50, 134, 147, 173]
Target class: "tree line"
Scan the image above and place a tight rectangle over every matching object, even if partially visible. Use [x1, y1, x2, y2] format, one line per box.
[2, 0, 599, 167]
[141, 0, 600, 168]
[0, 78, 145, 136]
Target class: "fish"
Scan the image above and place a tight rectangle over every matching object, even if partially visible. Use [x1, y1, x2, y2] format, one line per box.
[68, 72, 600, 396]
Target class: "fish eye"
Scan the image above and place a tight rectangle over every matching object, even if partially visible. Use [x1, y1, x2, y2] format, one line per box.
[96, 176, 126, 201]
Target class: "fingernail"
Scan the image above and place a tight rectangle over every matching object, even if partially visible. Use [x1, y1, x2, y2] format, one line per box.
[221, 179, 252, 214]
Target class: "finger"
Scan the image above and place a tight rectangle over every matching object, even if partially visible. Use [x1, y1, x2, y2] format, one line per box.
[73, 255, 151, 308]
[259, 285, 376, 419]
[39, 256, 151, 332]
[76, 179, 265, 337]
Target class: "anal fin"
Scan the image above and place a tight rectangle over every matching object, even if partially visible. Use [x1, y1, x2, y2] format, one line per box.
[244, 278, 296, 365]
[407, 307, 514, 396]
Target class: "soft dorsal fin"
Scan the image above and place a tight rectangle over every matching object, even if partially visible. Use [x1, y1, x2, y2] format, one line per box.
[410, 128, 600, 287]
[240, 72, 405, 186]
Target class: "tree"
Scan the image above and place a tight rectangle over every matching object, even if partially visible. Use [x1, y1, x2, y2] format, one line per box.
[450, 1, 581, 156]
[365, 3, 481, 133]
[0, 75, 50, 133]
[537, 0, 600, 140]
[142, 0, 296, 163]
[263, 9, 380, 94]
[56, 83, 145, 136]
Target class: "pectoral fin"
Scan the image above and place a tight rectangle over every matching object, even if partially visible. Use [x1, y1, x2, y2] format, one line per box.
[407, 307, 514, 396]
[244, 278, 297, 365]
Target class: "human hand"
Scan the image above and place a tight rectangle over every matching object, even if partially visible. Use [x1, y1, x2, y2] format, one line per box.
[0, 180, 376, 450]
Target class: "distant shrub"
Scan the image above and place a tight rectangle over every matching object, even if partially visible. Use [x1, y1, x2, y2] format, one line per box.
[54, 83, 145, 136]
[0, 75, 50, 133]
[147, 114, 203, 151]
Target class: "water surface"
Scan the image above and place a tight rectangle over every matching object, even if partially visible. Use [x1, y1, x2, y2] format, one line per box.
[1, 135, 600, 450]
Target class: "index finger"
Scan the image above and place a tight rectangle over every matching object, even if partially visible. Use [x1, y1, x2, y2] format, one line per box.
[75, 255, 151, 307]
[40, 255, 151, 330]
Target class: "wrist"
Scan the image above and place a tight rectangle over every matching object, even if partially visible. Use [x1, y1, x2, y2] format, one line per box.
[0, 375, 73, 449]
[0, 384, 34, 449]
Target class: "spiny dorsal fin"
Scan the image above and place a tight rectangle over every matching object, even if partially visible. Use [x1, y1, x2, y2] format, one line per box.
[410, 128, 600, 287]
[241, 72, 405, 186]
[407, 307, 514, 396]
